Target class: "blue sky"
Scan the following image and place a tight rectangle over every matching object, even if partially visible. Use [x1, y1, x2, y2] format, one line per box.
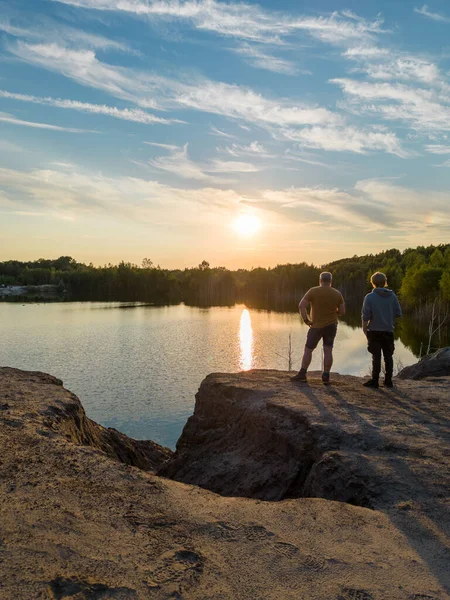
[1, 0, 450, 268]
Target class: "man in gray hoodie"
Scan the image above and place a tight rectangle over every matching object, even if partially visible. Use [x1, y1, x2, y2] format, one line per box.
[361, 272, 402, 388]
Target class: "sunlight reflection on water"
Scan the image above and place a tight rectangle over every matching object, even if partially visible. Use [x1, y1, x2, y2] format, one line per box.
[239, 308, 253, 371]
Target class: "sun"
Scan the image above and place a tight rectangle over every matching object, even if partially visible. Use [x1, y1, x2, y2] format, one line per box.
[233, 214, 261, 237]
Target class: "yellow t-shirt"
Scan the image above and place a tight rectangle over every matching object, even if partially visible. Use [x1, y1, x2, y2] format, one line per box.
[303, 286, 344, 328]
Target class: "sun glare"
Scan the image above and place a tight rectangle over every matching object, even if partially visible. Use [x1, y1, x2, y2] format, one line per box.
[233, 214, 261, 237]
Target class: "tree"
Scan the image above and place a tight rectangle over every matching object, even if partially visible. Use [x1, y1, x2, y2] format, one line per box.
[430, 248, 445, 268]
[142, 257, 153, 269]
[198, 260, 210, 271]
[440, 270, 450, 302]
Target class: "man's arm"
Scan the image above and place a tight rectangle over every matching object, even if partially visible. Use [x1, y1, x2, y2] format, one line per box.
[362, 318, 370, 335]
[299, 294, 312, 326]
[337, 293, 346, 316]
[361, 296, 371, 336]
[394, 295, 402, 318]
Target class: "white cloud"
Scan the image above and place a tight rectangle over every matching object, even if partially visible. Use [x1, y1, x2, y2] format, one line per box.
[0, 165, 246, 224]
[2, 166, 450, 244]
[149, 144, 226, 182]
[209, 127, 235, 139]
[208, 159, 261, 173]
[48, 161, 75, 168]
[283, 150, 330, 168]
[437, 159, 450, 167]
[343, 46, 389, 58]
[258, 178, 450, 234]
[0, 112, 97, 133]
[0, 139, 23, 152]
[172, 78, 342, 126]
[220, 141, 270, 157]
[0, 16, 131, 53]
[414, 4, 450, 23]
[280, 125, 409, 157]
[425, 145, 450, 154]
[8, 42, 342, 129]
[355, 179, 450, 227]
[232, 44, 303, 76]
[8, 42, 149, 102]
[0, 90, 181, 125]
[259, 186, 387, 230]
[143, 142, 180, 150]
[332, 78, 450, 132]
[148, 144, 261, 181]
[51, 1, 385, 46]
[365, 57, 439, 84]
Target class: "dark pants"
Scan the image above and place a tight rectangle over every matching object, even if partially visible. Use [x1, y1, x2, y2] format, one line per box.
[367, 331, 395, 380]
[306, 323, 338, 350]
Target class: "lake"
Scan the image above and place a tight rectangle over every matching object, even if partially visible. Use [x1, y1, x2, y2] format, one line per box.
[0, 302, 424, 449]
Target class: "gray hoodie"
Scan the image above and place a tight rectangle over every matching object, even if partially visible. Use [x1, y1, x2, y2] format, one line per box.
[361, 288, 402, 332]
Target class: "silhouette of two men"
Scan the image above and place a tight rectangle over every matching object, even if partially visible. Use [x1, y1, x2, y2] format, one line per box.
[292, 271, 402, 387]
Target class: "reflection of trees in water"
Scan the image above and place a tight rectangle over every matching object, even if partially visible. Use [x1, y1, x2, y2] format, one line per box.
[399, 317, 449, 357]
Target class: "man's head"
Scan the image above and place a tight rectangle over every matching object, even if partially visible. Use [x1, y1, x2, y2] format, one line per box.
[319, 271, 332, 286]
[371, 272, 387, 288]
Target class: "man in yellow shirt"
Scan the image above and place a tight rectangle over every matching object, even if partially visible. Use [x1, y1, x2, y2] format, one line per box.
[291, 272, 345, 384]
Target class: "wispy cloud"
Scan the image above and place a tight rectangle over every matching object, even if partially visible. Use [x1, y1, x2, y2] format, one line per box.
[51, 1, 386, 46]
[0, 165, 246, 224]
[149, 144, 223, 182]
[283, 149, 330, 168]
[343, 45, 389, 59]
[8, 42, 342, 129]
[208, 159, 261, 173]
[259, 186, 387, 230]
[0, 139, 23, 153]
[209, 127, 235, 139]
[0, 112, 97, 133]
[425, 145, 450, 154]
[232, 44, 305, 76]
[2, 166, 450, 244]
[258, 178, 450, 233]
[0, 90, 181, 125]
[414, 4, 450, 23]
[280, 125, 410, 157]
[332, 78, 450, 132]
[7, 42, 150, 102]
[364, 57, 439, 84]
[162, 79, 342, 127]
[0, 16, 131, 53]
[219, 141, 270, 157]
[143, 142, 180, 150]
[148, 144, 261, 181]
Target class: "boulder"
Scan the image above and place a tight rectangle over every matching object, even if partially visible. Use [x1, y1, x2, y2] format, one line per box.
[397, 346, 450, 379]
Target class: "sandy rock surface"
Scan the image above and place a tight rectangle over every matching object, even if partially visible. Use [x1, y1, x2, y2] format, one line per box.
[1, 367, 449, 600]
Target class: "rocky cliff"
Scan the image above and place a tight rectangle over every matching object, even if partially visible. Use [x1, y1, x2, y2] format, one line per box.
[160, 370, 450, 510]
[1, 366, 449, 599]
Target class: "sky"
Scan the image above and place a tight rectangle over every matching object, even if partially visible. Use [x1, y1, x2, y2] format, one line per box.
[1, 0, 450, 269]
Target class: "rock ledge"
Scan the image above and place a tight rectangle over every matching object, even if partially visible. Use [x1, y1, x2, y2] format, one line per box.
[1, 367, 450, 599]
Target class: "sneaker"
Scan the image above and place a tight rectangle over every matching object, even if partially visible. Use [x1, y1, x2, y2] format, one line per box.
[384, 379, 394, 388]
[322, 372, 330, 385]
[291, 369, 307, 382]
[363, 379, 379, 388]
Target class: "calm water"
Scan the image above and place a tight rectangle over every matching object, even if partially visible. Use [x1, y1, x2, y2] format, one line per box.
[0, 302, 420, 449]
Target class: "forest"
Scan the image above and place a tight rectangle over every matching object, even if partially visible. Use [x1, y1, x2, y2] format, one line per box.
[1, 244, 450, 316]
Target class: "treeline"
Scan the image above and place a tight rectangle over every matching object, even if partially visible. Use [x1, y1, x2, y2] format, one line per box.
[1, 244, 450, 313]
